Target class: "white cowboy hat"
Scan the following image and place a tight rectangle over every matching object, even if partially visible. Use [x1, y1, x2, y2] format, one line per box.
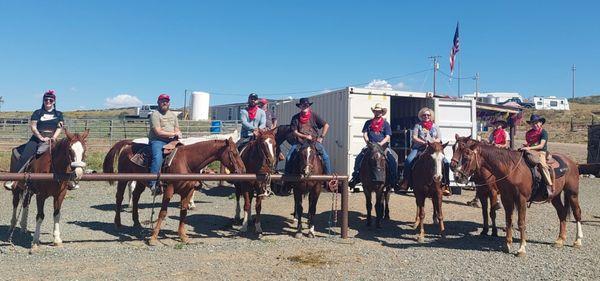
[371, 103, 388, 115]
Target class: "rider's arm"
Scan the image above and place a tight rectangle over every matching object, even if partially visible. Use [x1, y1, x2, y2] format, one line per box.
[150, 112, 176, 139]
[320, 123, 329, 139]
[240, 110, 255, 131]
[411, 124, 426, 145]
[379, 121, 392, 146]
[293, 129, 311, 140]
[30, 121, 44, 140]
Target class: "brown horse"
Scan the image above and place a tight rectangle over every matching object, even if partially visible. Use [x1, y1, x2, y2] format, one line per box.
[234, 129, 277, 235]
[102, 138, 245, 238]
[288, 141, 325, 238]
[9, 129, 89, 251]
[359, 142, 391, 228]
[451, 136, 582, 256]
[451, 136, 500, 236]
[411, 141, 449, 242]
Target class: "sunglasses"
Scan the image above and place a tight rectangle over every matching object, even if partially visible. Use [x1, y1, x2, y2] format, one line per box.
[421, 113, 431, 116]
[44, 98, 55, 102]
[159, 99, 170, 103]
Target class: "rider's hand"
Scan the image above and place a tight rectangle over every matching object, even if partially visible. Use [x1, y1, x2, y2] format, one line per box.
[305, 135, 313, 141]
[176, 132, 183, 139]
[51, 136, 58, 142]
[40, 137, 51, 143]
[316, 137, 324, 143]
[252, 129, 260, 137]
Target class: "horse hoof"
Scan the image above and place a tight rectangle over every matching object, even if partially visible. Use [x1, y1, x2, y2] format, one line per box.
[180, 236, 190, 244]
[553, 240, 564, 248]
[294, 232, 303, 239]
[147, 238, 159, 246]
[52, 241, 63, 247]
[30, 244, 39, 253]
[411, 224, 418, 230]
[479, 231, 488, 237]
[573, 240, 582, 248]
[503, 245, 511, 253]
[516, 251, 526, 258]
[417, 236, 425, 243]
[188, 206, 196, 211]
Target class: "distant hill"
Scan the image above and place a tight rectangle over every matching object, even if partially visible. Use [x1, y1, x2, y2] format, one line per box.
[569, 95, 600, 104]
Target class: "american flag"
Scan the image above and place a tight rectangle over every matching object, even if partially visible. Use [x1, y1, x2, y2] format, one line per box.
[450, 22, 460, 75]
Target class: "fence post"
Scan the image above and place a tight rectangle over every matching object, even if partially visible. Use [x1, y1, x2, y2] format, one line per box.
[570, 117, 575, 132]
[109, 120, 113, 145]
[122, 120, 127, 139]
[84, 120, 88, 131]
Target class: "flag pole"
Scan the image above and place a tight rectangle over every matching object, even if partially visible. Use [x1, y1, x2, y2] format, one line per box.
[458, 52, 461, 98]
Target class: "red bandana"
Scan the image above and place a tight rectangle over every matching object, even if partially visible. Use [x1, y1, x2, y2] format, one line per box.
[525, 127, 542, 146]
[492, 128, 507, 145]
[299, 109, 312, 124]
[247, 105, 258, 120]
[370, 117, 384, 133]
[421, 121, 433, 131]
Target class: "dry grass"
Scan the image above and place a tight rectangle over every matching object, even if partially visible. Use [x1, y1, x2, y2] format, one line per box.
[287, 251, 334, 267]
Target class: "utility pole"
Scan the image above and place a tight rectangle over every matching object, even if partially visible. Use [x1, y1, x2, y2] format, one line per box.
[428, 56, 441, 95]
[474, 72, 480, 99]
[0, 96, 4, 112]
[183, 89, 188, 120]
[572, 64, 576, 99]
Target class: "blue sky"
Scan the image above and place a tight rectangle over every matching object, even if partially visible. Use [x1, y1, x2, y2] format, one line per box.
[1, 1, 598, 111]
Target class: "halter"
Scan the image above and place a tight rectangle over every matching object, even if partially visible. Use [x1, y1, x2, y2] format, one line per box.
[456, 146, 525, 187]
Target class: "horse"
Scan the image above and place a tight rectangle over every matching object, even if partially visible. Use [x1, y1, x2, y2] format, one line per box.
[9, 129, 89, 251]
[234, 129, 277, 235]
[451, 135, 582, 256]
[451, 136, 500, 236]
[359, 142, 391, 228]
[411, 141, 449, 242]
[287, 141, 325, 238]
[102, 138, 246, 237]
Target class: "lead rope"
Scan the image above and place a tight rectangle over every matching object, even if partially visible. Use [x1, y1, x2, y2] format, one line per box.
[327, 173, 339, 237]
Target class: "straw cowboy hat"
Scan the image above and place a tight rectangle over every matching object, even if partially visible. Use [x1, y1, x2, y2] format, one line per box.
[371, 103, 388, 115]
[491, 119, 508, 128]
[526, 114, 546, 125]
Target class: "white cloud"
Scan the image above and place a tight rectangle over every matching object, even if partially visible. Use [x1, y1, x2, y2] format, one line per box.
[105, 94, 143, 108]
[365, 79, 406, 91]
[69, 86, 78, 92]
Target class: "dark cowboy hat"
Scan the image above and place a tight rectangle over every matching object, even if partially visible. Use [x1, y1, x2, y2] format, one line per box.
[491, 119, 508, 128]
[248, 93, 259, 101]
[296, 97, 313, 108]
[526, 114, 546, 124]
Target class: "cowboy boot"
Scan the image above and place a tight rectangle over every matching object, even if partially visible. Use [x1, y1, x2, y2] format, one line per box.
[4, 181, 15, 191]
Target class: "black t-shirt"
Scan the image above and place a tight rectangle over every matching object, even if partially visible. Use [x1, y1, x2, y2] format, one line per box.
[31, 108, 64, 136]
[290, 111, 327, 140]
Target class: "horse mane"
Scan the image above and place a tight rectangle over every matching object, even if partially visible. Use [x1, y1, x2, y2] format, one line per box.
[476, 144, 521, 166]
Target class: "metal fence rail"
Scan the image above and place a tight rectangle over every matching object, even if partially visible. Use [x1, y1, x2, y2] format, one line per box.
[0, 172, 349, 239]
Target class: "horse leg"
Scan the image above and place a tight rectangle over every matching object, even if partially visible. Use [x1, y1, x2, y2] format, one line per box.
[148, 186, 174, 246]
[179, 189, 194, 243]
[384, 188, 391, 220]
[412, 200, 420, 230]
[416, 195, 426, 243]
[307, 187, 320, 238]
[10, 190, 22, 231]
[550, 194, 568, 248]
[490, 199, 498, 237]
[254, 194, 263, 234]
[375, 189, 384, 229]
[432, 190, 445, 239]
[52, 191, 67, 246]
[516, 196, 528, 257]
[501, 195, 515, 253]
[126, 181, 135, 209]
[364, 189, 373, 227]
[131, 182, 145, 228]
[115, 180, 127, 228]
[240, 190, 252, 233]
[234, 185, 241, 223]
[490, 187, 499, 237]
[479, 189, 490, 236]
[189, 189, 196, 210]
[32, 195, 47, 251]
[567, 190, 583, 248]
[294, 187, 303, 238]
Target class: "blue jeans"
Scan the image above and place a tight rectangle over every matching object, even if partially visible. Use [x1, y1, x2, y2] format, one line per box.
[148, 140, 167, 187]
[352, 147, 398, 183]
[403, 148, 450, 182]
[285, 143, 332, 174]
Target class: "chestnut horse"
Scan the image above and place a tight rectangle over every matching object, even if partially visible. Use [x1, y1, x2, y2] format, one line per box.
[359, 142, 391, 228]
[411, 141, 449, 242]
[287, 141, 325, 238]
[234, 129, 277, 235]
[9, 129, 89, 251]
[451, 136, 500, 236]
[103, 138, 245, 241]
[451, 136, 582, 256]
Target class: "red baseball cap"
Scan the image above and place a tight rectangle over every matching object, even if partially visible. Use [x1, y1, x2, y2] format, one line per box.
[157, 94, 170, 102]
[259, 98, 268, 105]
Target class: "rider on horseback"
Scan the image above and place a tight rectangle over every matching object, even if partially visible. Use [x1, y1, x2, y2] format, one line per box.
[259, 98, 277, 130]
[348, 103, 399, 189]
[285, 97, 332, 175]
[148, 94, 182, 195]
[237, 93, 266, 150]
[399, 107, 450, 195]
[520, 114, 553, 198]
[4, 90, 64, 191]
[488, 119, 510, 148]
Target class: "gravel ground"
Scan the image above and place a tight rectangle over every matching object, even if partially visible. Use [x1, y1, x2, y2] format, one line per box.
[0, 178, 599, 280]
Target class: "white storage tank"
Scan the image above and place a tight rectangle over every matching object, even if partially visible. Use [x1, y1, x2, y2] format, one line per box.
[191, 91, 210, 121]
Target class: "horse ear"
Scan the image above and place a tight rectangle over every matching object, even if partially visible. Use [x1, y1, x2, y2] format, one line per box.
[81, 129, 90, 139]
[467, 135, 472, 139]
[64, 127, 74, 140]
[442, 141, 449, 149]
[455, 133, 460, 140]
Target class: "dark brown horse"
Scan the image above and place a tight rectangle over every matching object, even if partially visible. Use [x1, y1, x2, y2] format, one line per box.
[411, 141, 449, 242]
[103, 138, 245, 243]
[451, 136, 500, 236]
[451, 136, 582, 256]
[359, 142, 391, 228]
[234, 129, 277, 235]
[287, 141, 325, 238]
[9, 129, 89, 251]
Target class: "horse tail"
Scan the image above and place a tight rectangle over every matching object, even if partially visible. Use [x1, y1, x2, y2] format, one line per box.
[103, 140, 133, 185]
[564, 189, 572, 221]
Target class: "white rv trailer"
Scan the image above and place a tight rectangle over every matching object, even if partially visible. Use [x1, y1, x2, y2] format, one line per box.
[273, 87, 477, 177]
[533, 96, 570, 110]
[462, 92, 523, 104]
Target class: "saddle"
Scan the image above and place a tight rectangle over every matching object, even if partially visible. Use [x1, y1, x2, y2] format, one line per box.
[129, 140, 182, 169]
[10, 142, 52, 173]
[523, 151, 569, 202]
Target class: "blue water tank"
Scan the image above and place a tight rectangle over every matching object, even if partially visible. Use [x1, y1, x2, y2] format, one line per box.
[210, 120, 222, 133]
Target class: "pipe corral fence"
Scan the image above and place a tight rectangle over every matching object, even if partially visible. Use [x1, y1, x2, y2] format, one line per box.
[0, 173, 350, 239]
